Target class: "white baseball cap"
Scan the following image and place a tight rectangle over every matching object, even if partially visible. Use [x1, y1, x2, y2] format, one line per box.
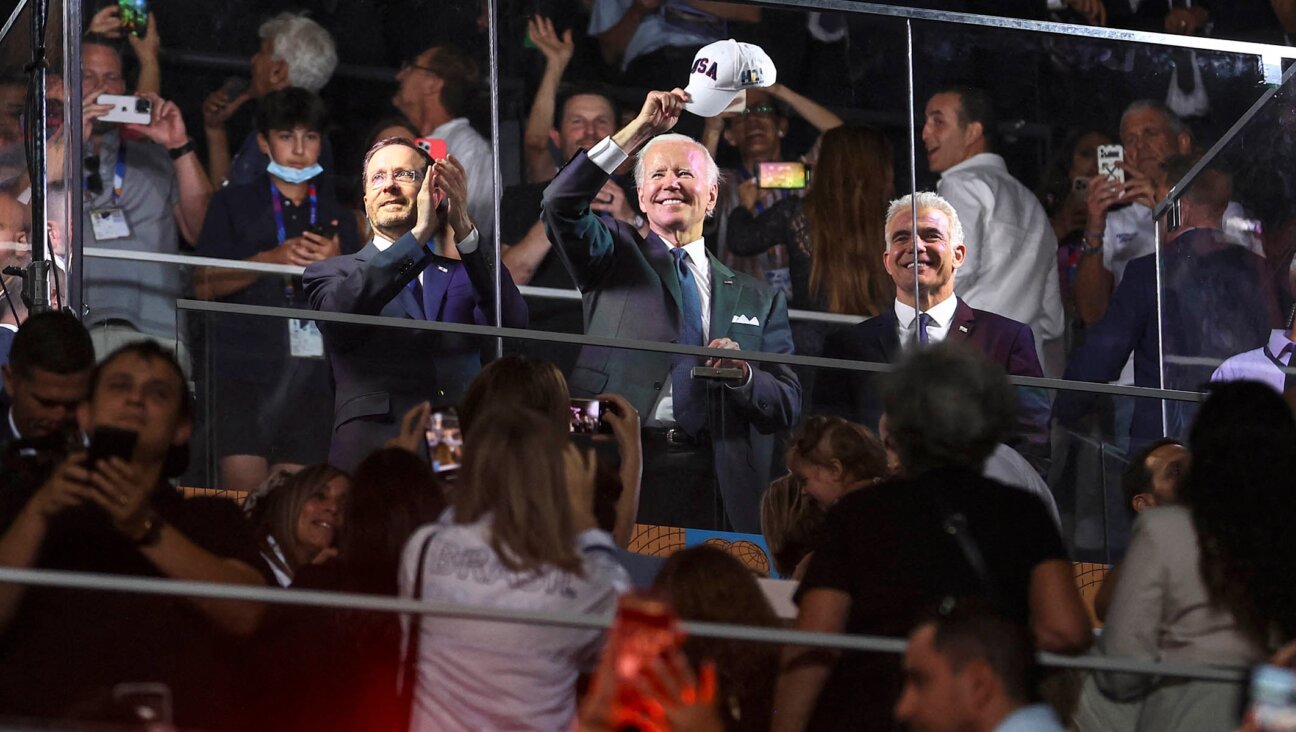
[683, 39, 777, 118]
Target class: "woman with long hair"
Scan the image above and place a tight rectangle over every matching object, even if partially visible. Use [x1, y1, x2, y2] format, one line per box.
[247, 464, 350, 587]
[1079, 381, 1288, 731]
[400, 407, 629, 731]
[652, 545, 782, 732]
[725, 125, 896, 316]
[249, 449, 445, 731]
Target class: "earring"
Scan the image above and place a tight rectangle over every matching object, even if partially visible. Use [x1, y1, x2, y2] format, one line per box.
[778, 131, 785, 138]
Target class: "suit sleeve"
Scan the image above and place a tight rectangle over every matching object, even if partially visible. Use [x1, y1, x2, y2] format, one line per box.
[1054, 259, 1152, 425]
[1006, 322, 1052, 477]
[725, 289, 802, 433]
[304, 232, 432, 315]
[540, 151, 620, 293]
[458, 240, 529, 328]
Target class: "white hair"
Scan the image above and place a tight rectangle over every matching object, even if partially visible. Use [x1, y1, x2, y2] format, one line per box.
[884, 192, 964, 249]
[259, 13, 338, 93]
[633, 133, 719, 190]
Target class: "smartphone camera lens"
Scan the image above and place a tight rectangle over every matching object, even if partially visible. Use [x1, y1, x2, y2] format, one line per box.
[135, 99, 151, 114]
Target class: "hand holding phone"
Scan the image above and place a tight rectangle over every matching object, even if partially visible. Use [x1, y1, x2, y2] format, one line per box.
[570, 397, 615, 435]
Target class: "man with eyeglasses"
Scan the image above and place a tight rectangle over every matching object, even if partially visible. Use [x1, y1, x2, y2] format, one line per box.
[304, 138, 527, 471]
[393, 45, 494, 247]
[702, 85, 841, 296]
[79, 37, 213, 375]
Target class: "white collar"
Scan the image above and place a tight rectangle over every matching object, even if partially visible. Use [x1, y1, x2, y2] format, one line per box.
[661, 237, 708, 268]
[894, 293, 959, 329]
[372, 233, 396, 252]
[429, 118, 470, 138]
[941, 151, 1006, 177]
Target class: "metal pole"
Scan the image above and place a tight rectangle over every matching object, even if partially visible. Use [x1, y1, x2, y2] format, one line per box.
[22, 0, 51, 315]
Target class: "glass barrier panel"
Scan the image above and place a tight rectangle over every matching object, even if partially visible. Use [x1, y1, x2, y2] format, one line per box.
[1155, 65, 1296, 429]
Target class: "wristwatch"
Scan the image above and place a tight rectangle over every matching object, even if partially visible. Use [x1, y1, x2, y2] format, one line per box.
[1081, 230, 1104, 256]
[167, 138, 196, 160]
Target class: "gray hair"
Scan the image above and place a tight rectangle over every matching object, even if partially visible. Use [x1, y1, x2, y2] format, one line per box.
[884, 192, 965, 249]
[259, 13, 338, 93]
[882, 342, 1015, 474]
[1120, 99, 1189, 139]
[634, 133, 720, 190]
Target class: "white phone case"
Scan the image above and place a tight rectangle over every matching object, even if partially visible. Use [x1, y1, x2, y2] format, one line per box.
[96, 94, 152, 125]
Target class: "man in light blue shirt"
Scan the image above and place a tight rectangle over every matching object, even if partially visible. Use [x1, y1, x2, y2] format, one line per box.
[895, 612, 1065, 732]
[1212, 327, 1295, 396]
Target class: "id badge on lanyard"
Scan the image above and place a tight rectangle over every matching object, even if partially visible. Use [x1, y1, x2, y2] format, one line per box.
[89, 146, 131, 240]
[271, 182, 325, 358]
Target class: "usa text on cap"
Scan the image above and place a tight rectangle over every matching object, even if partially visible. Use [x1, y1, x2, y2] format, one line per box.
[683, 39, 777, 118]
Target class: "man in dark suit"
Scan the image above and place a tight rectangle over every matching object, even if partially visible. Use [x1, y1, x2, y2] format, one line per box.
[304, 138, 527, 471]
[1057, 158, 1273, 446]
[816, 191, 1050, 475]
[541, 88, 801, 533]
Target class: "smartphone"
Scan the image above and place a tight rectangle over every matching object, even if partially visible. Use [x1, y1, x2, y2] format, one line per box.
[1096, 144, 1125, 185]
[1072, 176, 1089, 194]
[96, 94, 152, 125]
[569, 397, 613, 435]
[218, 76, 249, 101]
[117, 0, 148, 39]
[608, 594, 683, 720]
[1251, 665, 1296, 732]
[757, 161, 807, 190]
[87, 426, 138, 471]
[415, 137, 448, 161]
[691, 365, 745, 381]
[425, 406, 462, 474]
[309, 221, 338, 239]
[111, 682, 172, 724]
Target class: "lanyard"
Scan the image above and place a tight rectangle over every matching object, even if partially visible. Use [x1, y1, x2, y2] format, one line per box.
[268, 182, 317, 244]
[111, 143, 126, 205]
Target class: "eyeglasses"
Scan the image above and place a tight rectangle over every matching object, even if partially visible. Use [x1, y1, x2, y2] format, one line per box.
[368, 168, 423, 190]
[84, 155, 102, 196]
[400, 59, 438, 75]
[740, 104, 778, 117]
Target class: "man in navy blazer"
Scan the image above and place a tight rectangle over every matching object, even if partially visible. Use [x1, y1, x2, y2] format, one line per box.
[304, 139, 527, 471]
[1056, 161, 1273, 445]
[541, 88, 801, 533]
[816, 192, 1050, 475]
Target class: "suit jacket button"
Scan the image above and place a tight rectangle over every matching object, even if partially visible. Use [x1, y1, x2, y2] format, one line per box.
[436, 389, 445, 397]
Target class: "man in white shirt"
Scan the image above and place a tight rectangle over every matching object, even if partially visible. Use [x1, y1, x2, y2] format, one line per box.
[393, 46, 494, 245]
[924, 87, 1065, 377]
[540, 87, 801, 533]
[1212, 327, 1296, 396]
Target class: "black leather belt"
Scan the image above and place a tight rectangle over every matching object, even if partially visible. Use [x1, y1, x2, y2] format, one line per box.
[643, 427, 710, 450]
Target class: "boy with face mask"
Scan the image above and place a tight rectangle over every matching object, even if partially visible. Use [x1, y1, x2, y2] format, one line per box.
[195, 87, 360, 494]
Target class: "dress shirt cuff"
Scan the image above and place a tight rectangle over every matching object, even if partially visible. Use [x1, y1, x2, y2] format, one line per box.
[588, 137, 628, 175]
[452, 228, 480, 254]
[724, 366, 755, 395]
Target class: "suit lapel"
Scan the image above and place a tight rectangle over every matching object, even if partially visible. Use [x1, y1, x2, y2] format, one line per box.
[359, 242, 422, 320]
[948, 298, 976, 343]
[420, 257, 456, 320]
[709, 254, 742, 341]
[644, 232, 683, 316]
[878, 308, 901, 361]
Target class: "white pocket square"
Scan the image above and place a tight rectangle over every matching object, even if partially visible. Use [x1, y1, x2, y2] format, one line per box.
[731, 314, 760, 326]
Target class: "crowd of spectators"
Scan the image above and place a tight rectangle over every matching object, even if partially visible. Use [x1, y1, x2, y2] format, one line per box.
[0, 0, 1293, 729]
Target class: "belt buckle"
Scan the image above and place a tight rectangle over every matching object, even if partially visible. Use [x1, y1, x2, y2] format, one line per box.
[664, 428, 691, 449]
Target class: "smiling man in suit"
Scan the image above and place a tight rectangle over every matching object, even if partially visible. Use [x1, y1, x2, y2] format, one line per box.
[541, 87, 801, 533]
[816, 191, 1049, 475]
[304, 138, 527, 471]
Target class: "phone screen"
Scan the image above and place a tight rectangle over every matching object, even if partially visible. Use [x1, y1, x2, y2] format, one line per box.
[118, 0, 148, 38]
[569, 398, 612, 435]
[757, 161, 807, 190]
[1252, 665, 1296, 731]
[425, 407, 462, 474]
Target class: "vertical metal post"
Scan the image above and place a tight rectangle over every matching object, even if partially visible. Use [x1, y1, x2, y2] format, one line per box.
[906, 20, 919, 316]
[67, 0, 83, 317]
[487, 0, 503, 358]
[24, 0, 50, 314]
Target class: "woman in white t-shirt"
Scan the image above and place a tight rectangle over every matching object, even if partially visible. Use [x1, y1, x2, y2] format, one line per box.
[399, 407, 630, 732]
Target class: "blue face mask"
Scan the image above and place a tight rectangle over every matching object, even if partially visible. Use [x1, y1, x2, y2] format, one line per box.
[267, 159, 323, 184]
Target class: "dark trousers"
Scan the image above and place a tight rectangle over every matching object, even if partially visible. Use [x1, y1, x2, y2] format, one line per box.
[637, 429, 726, 531]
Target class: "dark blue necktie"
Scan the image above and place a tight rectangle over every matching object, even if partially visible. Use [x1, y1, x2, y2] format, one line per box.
[918, 311, 934, 345]
[670, 247, 706, 435]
